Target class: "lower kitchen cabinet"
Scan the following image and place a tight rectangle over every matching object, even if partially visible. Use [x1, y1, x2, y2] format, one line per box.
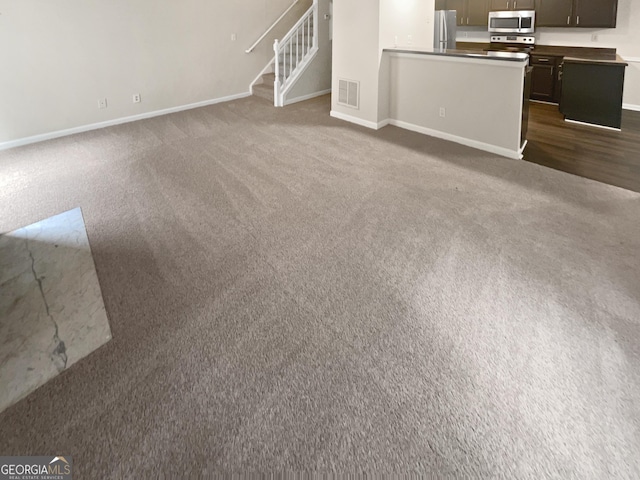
[530, 55, 562, 103]
[559, 59, 626, 129]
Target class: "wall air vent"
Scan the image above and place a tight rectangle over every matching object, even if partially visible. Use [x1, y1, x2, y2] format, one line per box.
[338, 79, 359, 109]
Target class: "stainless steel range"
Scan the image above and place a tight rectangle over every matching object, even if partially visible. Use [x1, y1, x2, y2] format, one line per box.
[486, 10, 536, 53]
[487, 35, 536, 53]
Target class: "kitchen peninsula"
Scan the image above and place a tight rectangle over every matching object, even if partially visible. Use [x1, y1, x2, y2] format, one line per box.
[381, 47, 530, 160]
[455, 42, 629, 130]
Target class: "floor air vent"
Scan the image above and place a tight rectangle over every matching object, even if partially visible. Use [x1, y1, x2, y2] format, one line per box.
[338, 79, 359, 109]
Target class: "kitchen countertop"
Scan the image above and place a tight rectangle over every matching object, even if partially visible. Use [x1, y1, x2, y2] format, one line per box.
[562, 55, 627, 66]
[455, 41, 627, 65]
[383, 46, 529, 62]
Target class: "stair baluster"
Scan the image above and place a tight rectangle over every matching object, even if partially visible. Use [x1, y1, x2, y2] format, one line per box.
[270, 2, 318, 107]
[273, 39, 280, 105]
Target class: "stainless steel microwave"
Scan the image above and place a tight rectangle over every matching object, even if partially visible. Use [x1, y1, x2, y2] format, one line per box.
[488, 10, 535, 34]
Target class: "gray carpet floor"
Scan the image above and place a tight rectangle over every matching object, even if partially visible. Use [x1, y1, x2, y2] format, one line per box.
[1, 95, 639, 478]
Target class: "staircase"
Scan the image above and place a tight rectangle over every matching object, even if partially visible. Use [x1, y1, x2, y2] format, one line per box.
[251, 3, 318, 107]
[252, 73, 276, 102]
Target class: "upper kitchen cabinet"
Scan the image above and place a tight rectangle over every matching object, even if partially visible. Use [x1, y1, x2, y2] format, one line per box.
[574, 0, 618, 27]
[446, 0, 466, 25]
[489, 0, 535, 10]
[467, 0, 491, 24]
[536, 0, 573, 26]
[439, 0, 489, 26]
[537, 0, 618, 27]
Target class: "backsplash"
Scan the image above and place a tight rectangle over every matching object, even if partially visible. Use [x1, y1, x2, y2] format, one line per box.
[458, 27, 618, 49]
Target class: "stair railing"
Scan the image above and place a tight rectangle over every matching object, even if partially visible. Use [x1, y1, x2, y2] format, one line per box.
[273, 2, 318, 107]
[245, 0, 301, 54]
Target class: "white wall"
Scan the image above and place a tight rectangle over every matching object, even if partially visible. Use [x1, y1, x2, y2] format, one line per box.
[379, 0, 435, 49]
[331, 0, 435, 126]
[331, 0, 382, 125]
[388, 53, 526, 156]
[0, 0, 308, 144]
[457, 0, 640, 108]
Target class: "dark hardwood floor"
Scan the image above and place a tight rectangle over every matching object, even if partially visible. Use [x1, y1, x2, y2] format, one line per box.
[524, 102, 640, 193]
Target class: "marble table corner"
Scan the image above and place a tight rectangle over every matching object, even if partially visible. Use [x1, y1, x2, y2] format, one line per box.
[0, 207, 112, 413]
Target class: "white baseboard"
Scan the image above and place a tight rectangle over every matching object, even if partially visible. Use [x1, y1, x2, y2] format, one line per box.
[284, 89, 331, 106]
[519, 140, 528, 156]
[564, 118, 621, 131]
[530, 99, 640, 112]
[531, 99, 640, 112]
[0, 92, 251, 151]
[329, 112, 521, 159]
[530, 99, 558, 106]
[388, 119, 523, 160]
[329, 110, 389, 130]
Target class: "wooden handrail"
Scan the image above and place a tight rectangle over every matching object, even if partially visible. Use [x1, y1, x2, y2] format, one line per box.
[245, 0, 300, 54]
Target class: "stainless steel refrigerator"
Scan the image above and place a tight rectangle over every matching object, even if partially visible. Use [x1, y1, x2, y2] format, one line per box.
[434, 10, 457, 50]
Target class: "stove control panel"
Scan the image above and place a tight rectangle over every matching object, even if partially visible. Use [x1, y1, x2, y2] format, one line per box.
[490, 35, 535, 45]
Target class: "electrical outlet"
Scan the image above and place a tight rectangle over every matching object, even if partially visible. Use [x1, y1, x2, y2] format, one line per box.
[98, 98, 107, 109]
[439, 107, 446, 118]
[231, 33, 237, 41]
[132, 93, 141, 103]
[407, 35, 412, 45]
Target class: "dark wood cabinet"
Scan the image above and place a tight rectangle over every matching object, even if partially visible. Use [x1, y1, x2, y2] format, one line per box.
[574, 0, 618, 27]
[514, 0, 535, 9]
[560, 60, 626, 128]
[530, 55, 562, 102]
[531, 65, 555, 101]
[489, 0, 534, 10]
[439, 0, 489, 26]
[536, 0, 618, 27]
[438, 0, 618, 28]
[536, 0, 573, 26]
[447, 0, 466, 25]
[467, 0, 490, 25]
[489, 0, 508, 9]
